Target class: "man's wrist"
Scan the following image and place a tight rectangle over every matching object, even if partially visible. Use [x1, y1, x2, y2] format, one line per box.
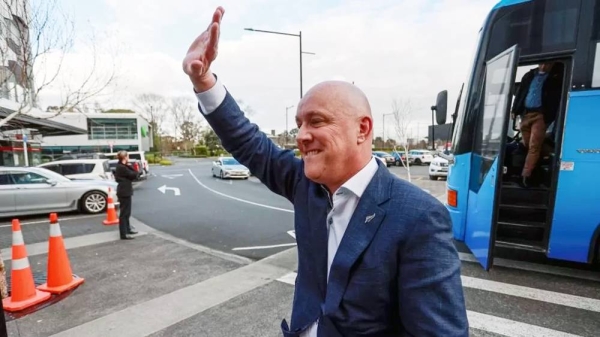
[192, 71, 217, 93]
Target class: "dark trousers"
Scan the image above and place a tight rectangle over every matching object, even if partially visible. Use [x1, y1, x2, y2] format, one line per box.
[118, 196, 132, 238]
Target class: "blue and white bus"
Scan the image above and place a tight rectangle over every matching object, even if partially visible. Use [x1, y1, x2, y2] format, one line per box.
[433, 0, 600, 270]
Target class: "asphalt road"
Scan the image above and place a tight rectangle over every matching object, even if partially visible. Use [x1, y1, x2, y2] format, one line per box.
[132, 158, 295, 260]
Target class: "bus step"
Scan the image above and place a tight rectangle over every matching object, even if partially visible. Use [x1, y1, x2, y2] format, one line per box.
[497, 220, 546, 229]
[497, 221, 546, 242]
[499, 203, 547, 210]
[498, 204, 547, 223]
[500, 185, 549, 205]
[495, 239, 547, 253]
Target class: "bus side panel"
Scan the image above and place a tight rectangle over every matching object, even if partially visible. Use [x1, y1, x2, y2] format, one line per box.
[446, 153, 472, 241]
[549, 91, 600, 263]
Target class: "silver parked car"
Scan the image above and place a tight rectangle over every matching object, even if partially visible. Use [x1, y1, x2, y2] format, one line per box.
[0, 166, 119, 217]
[211, 157, 250, 179]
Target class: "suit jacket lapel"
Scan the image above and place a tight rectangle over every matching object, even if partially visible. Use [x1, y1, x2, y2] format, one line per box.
[323, 165, 392, 313]
[307, 183, 331, 300]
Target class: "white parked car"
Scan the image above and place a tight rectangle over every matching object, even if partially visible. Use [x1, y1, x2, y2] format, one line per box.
[38, 159, 114, 181]
[105, 151, 150, 174]
[212, 157, 250, 179]
[0, 166, 118, 217]
[409, 150, 434, 165]
[429, 156, 449, 180]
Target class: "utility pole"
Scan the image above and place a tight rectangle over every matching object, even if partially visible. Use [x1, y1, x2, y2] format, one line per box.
[244, 28, 315, 99]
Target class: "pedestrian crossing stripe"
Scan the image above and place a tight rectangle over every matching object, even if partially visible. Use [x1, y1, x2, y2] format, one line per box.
[276, 271, 597, 337]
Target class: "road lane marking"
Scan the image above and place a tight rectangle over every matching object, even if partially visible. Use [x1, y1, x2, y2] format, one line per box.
[232, 243, 297, 251]
[466, 311, 582, 337]
[461, 275, 600, 313]
[188, 169, 294, 213]
[0, 214, 104, 228]
[161, 174, 183, 179]
[276, 272, 584, 337]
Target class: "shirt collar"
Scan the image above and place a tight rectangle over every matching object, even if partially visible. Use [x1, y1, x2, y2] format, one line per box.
[334, 156, 379, 198]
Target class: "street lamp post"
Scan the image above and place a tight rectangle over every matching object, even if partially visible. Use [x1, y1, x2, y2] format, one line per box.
[383, 113, 393, 148]
[430, 106, 436, 151]
[285, 105, 295, 146]
[244, 28, 315, 98]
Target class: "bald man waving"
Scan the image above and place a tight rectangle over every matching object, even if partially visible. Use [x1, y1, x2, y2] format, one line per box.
[183, 7, 468, 337]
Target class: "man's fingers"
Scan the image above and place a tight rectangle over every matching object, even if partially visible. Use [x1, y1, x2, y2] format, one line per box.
[207, 6, 224, 32]
[208, 22, 220, 55]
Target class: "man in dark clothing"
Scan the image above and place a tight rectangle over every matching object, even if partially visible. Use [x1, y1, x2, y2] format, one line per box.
[114, 151, 140, 240]
[511, 62, 563, 186]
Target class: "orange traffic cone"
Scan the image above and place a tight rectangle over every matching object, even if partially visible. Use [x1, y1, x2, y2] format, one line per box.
[2, 219, 51, 312]
[103, 187, 119, 226]
[37, 213, 84, 294]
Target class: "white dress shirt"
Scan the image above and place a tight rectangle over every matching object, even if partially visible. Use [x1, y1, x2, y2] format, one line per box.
[194, 77, 379, 337]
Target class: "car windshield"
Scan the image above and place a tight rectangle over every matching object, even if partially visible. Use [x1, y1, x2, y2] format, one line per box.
[222, 158, 240, 165]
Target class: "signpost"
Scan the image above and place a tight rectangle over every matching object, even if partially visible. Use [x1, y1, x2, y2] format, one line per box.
[23, 133, 28, 167]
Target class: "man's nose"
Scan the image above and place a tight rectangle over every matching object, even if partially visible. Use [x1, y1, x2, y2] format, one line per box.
[296, 126, 312, 144]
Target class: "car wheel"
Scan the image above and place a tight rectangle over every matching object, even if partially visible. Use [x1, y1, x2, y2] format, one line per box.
[220, 171, 224, 179]
[429, 175, 437, 181]
[415, 159, 422, 165]
[81, 191, 107, 214]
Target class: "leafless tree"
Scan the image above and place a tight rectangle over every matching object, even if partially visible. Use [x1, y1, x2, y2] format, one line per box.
[170, 96, 203, 149]
[0, 0, 118, 127]
[391, 98, 414, 182]
[135, 93, 167, 135]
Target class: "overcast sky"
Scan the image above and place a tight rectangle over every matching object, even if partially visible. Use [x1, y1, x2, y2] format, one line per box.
[36, 0, 499, 141]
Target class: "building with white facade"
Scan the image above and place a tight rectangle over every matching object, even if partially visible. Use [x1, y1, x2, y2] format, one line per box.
[37, 112, 153, 158]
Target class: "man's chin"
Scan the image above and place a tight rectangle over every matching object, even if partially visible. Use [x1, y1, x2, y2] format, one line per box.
[303, 163, 323, 183]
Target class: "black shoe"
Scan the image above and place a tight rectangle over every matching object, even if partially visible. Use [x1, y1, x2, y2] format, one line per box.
[128, 230, 138, 235]
[519, 176, 530, 188]
[121, 235, 135, 240]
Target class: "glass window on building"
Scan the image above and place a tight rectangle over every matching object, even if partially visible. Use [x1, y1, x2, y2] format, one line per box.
[87, 118, 138, 140]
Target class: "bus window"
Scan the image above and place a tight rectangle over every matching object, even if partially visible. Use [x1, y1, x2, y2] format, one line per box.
[487, 0, 581, 59]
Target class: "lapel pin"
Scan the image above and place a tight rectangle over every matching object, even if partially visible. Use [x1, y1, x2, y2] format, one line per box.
[365, 213, 376, 223]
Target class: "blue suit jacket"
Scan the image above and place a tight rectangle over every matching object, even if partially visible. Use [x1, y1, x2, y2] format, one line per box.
[199, 91, 469, 337]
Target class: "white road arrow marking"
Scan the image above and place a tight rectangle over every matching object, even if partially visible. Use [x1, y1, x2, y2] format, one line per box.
[287, 230, 296, 239]
[162, 174, 183, 179]
[158, 185, 181, 196]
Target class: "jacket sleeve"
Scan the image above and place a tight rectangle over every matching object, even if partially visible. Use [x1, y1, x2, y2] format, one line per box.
[196, 77, 303, 202]
[511, 71, 532, 116]
[397, 199, 469, 336]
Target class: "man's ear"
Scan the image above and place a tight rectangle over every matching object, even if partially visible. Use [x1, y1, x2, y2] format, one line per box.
[357, 116, 373, 144]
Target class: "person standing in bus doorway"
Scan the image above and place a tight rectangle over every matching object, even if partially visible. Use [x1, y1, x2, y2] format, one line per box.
[511, 61, 563, 187]
[114, 151, 140, 240]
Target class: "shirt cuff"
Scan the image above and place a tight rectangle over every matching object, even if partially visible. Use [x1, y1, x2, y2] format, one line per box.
[195, 75, 226, 115]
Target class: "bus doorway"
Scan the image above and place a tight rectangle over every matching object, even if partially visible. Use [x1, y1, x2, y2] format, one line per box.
[496, 57, 570, 261]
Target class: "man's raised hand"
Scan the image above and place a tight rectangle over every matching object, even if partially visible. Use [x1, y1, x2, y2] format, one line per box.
[183, 6, 224, 92]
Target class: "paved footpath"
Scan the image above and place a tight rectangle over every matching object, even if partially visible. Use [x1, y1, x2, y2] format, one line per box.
[3, 202, 600, 336]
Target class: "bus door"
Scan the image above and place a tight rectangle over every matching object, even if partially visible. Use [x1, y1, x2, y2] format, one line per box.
[464, 45, 520, 270]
